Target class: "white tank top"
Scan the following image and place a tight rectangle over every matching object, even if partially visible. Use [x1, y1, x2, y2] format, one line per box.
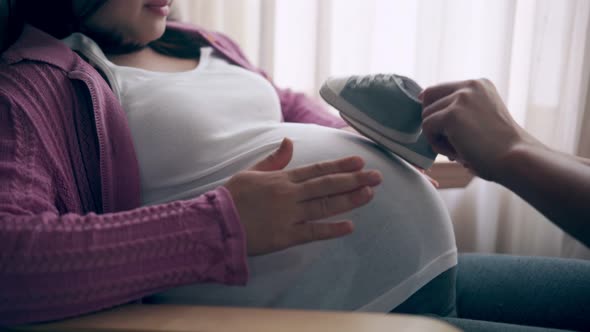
[63, 33, 457, 312]
[106, 46, 284, 204]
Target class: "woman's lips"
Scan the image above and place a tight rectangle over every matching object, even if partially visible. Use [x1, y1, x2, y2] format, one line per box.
[145, 0, 171, 16]
[145, 0, 170, 6]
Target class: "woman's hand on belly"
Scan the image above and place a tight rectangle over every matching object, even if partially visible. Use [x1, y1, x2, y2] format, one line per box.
[224, 138, 382, 256]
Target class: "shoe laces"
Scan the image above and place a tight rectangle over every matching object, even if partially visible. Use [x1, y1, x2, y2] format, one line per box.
[348, 74, 396, 89]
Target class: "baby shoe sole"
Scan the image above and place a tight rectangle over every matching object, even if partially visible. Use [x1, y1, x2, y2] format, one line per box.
[341, 113, 436, 169]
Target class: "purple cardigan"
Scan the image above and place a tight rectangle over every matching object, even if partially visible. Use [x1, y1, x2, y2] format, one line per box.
[0, 22, 346, 325]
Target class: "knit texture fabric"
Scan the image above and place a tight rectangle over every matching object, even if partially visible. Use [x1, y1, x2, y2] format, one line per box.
[0, 26, 249, 326]
[0, 22, 347, 326]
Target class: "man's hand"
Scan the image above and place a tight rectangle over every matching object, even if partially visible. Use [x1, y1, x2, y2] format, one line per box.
[420, 79, 540, 181]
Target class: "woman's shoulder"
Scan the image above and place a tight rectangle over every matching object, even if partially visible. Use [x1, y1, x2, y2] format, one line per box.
[0, 26, 112, 114]
[0, 25, 90, 100]
[0, 43, 87, 136]
[1, 25, 82, 72]
[0, 58, 76, 111]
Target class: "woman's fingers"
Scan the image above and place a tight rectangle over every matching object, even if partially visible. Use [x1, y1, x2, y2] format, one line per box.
[291, 221, 354, 245]
[296, 170, 382, 201]
[287, 156, 365, 183]
[250, 138, 294, 172]
[228, 148, 379, 255]
[297, 186, 374, 222]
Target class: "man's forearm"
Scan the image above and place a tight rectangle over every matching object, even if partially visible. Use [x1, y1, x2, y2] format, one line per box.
[497, 144, 590, 247]
[573, 155, 590, 167]
[554, 149, 590, 167]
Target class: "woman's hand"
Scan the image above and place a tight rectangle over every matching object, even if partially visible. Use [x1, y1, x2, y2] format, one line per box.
[225, 138, 382, 256]
[420, 79, 541, 181]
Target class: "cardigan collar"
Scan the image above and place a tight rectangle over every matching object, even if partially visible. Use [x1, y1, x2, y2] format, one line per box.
[1, 22, 253, 72]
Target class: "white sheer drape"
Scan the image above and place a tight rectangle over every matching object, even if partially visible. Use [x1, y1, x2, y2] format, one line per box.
[174, 0, 590, 258]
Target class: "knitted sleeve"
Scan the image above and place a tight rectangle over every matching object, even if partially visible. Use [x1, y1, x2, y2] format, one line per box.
[275, 86, 348, 128]
[0, 94, 248, 326]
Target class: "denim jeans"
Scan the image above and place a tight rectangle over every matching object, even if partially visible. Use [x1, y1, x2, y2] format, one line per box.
[392, 254, 590, 332]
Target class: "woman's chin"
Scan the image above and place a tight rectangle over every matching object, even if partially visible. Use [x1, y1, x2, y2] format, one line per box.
[137, 26, 167, 44]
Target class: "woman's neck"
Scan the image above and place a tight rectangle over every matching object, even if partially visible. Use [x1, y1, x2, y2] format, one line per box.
[107, 46, 156, 68]
[107, 46, 199, 73]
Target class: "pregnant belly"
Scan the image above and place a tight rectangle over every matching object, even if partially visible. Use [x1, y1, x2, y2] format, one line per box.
[147, 123, 457, 311]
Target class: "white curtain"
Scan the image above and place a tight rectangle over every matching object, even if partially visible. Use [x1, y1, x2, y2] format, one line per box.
[174, 0, 590, 259]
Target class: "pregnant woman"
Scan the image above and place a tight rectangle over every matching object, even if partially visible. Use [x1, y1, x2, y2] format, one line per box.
[0, 0, 456, 325]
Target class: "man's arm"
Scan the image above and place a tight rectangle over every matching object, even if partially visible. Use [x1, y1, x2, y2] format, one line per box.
[572, 154, 590, 167]
[420, 79, 590, 248]
[499, 143, 590, 247]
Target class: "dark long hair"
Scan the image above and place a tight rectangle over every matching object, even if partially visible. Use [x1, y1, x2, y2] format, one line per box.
[2, 0, 21, 52]
[4, 0, 201, 58]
